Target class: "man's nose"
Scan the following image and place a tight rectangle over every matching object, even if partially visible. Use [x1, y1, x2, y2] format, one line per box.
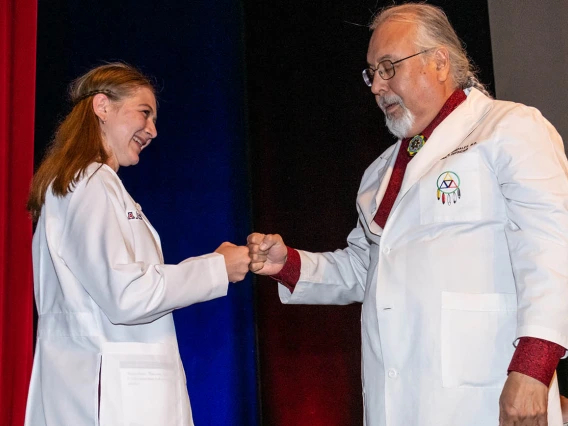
[371, 74, 388, 96]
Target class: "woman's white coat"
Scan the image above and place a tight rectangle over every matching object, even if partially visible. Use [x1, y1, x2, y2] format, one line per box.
[25, 163, 229, 426]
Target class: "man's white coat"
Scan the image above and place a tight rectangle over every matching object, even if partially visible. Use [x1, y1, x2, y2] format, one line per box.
[279, 89, 568, 426]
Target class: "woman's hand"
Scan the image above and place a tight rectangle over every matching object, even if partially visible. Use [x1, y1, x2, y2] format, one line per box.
[215, 242, 250, 283]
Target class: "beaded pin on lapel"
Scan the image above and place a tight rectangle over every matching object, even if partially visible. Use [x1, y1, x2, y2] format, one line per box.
[407, 134, 426, 157]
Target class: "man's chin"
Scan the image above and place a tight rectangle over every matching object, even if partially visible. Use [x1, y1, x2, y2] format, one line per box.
[385, 120, 409, 140]
[384, 109, 400, 121]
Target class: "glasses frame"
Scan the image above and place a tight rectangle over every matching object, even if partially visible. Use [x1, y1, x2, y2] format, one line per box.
[362, 49, 432, 87]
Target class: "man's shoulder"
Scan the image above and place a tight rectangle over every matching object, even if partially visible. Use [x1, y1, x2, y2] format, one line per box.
[482, 98, 553, 136]
[474, 90, 546, 122]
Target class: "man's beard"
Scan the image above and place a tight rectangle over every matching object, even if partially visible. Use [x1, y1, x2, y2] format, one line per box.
[378, 94, 415, 140]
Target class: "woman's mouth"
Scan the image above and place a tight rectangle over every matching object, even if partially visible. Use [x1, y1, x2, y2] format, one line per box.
[133, 135, 144, 149]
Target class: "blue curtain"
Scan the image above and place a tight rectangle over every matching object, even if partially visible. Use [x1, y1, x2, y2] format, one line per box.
[35, 1, 258, 424]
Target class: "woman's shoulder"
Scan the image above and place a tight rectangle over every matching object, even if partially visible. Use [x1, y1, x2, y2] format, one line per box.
[74, 163, 125, 199]
[82, 162, 118, 181]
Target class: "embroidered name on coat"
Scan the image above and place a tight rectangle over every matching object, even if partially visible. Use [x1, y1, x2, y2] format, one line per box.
[127, 210, 143, 220]
[440, 141, 477, 160]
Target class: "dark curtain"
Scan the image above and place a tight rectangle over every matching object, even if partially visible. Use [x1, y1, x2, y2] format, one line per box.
[0, 0, 37, 424]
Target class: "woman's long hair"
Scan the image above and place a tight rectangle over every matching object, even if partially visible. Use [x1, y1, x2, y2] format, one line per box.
[27, 62, 155, 222]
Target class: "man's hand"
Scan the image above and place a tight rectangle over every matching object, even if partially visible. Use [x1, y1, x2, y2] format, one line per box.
[247, 233, 287, 275]
[499, 371, 548, 426]
[560, 395, 568, 423]
[214, 242, 250, 283]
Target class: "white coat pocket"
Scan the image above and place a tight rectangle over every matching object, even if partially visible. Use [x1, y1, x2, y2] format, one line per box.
[99, 342, 184, 426]
[440, 291, 517, 388]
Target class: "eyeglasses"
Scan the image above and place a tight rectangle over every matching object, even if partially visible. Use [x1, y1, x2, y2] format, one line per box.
[362, 49, 431, 87]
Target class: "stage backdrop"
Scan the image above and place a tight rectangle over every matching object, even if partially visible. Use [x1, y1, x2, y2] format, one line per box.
[34, 0, 258, 425]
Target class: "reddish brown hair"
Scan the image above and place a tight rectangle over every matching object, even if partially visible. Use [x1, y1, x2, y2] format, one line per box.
[27, 62, 155, 222]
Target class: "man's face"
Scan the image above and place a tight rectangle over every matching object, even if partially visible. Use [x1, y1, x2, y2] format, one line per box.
[366, 20, 446, 139]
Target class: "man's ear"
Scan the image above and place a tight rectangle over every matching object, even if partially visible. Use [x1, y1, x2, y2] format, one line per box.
[434, 47, 451, 82]
[92, 93, 110, 122]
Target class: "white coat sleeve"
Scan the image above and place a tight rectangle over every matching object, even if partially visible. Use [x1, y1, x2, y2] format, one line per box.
[494, 105, 568, 349]
[58, 170, 229, 325]
[279, 218, 372, 305]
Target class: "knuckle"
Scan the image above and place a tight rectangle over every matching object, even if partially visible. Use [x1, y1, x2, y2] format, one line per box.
[500, 405, 513, 418]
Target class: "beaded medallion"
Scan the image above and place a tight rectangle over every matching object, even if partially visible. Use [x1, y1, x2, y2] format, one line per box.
[407, 134, 426, 157]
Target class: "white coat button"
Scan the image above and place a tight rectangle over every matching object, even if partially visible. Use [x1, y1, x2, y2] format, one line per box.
[387, 368, 398, 378]
[382, 246, 390, 254]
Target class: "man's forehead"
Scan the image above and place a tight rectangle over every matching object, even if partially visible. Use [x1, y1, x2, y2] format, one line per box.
[367, 20, 416, 63]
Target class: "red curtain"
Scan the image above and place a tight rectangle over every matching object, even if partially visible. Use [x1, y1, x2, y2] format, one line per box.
[0, 0, 37, 424]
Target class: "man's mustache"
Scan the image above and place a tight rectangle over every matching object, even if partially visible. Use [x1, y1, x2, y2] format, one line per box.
[378, 94, 404, 113]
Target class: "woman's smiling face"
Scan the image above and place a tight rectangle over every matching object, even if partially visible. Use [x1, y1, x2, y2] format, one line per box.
[98, 86, 158, 171]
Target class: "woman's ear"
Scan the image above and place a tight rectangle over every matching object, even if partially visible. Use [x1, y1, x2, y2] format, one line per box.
[434, 47, 450, 82]
[92, 93, 110, 123]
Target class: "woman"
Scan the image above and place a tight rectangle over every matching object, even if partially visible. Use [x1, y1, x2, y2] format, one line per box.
[25, 63, 250, 426]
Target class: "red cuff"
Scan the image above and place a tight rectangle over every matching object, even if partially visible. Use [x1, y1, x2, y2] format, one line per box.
[508, 337, 565, 386]
[269, 246, 301, 292]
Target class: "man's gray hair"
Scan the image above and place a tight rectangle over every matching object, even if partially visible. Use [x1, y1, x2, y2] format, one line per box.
[370, 3, 492, 98]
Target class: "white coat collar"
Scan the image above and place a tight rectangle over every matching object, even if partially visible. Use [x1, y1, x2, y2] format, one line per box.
[395, 88, 493, 205]
[359, 88, 494, 236]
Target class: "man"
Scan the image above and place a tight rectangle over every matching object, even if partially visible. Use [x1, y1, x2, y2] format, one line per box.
[248, 3, 568, 426]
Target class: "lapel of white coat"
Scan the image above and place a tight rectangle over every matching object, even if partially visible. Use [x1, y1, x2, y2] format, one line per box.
[390, 89, 494, 215]
[357, 143, 399, 238]
[140, 210, 165, 264]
